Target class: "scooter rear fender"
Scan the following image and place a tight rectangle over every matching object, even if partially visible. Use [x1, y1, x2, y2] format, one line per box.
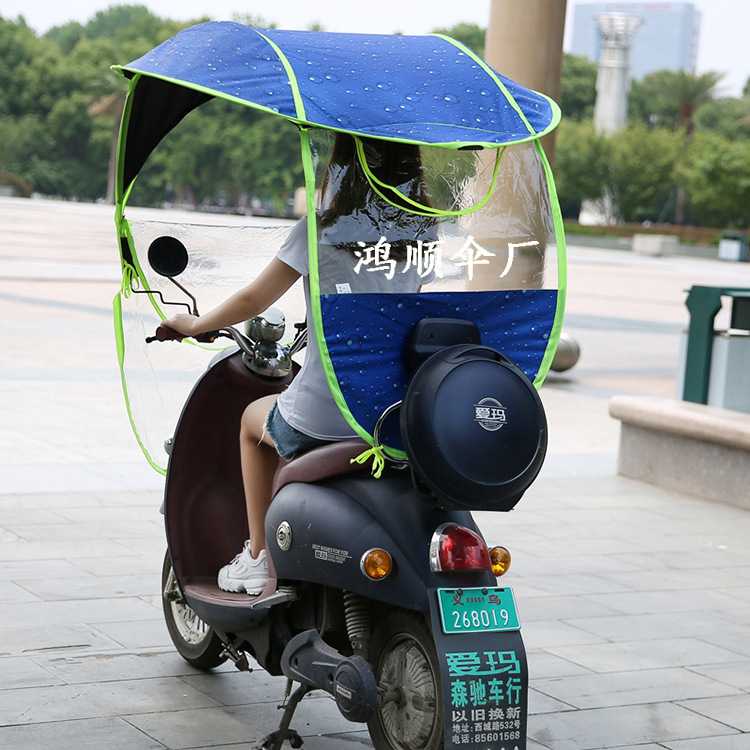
[427, 590, 529, 749]
[266, 471, 496, 612]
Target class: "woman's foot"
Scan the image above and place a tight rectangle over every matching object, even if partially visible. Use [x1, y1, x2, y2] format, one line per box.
[218, 540, 268, 594]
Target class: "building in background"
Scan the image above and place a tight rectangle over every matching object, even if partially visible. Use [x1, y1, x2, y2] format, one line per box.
[570, 2, 700, 79]
[592, 13, 643, 133]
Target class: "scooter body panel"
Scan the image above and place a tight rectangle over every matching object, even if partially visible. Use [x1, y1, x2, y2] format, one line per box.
[165, 352, 290, 592]
[162, 348, 528, 740]
[267, 472, 496, 611]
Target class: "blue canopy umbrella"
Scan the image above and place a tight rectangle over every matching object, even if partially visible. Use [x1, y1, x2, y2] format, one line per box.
[112, 22, 566, 467]
[114, 22, 560, 197]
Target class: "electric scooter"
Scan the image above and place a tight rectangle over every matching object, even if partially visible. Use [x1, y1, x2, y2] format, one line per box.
[146, 232, 546, 750]
[112, 22, 567, 750]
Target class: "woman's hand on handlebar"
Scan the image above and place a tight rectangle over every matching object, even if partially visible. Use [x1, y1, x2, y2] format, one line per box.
[164, 313, 202, 337]
[146, 314, 210, 343]
[147, 314, 222, 344]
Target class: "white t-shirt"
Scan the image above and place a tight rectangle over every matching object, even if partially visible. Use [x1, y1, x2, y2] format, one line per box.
[276, 217, 430, 440]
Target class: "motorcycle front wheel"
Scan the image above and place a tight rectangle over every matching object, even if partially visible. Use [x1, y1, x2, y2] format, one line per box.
[161, 550, 228, 670]
[368, 611, 443, 750]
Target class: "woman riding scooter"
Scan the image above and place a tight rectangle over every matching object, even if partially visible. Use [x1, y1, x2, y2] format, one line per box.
[114, 24, 565, 749]
[164, 133, 435, 594]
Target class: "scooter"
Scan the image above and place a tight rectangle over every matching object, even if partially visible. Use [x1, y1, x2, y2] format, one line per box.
[147, 236, 546, 750]
[112, 22, 566, 750]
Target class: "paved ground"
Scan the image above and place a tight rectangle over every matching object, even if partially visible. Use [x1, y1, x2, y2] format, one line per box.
[1, 195, 749, 750]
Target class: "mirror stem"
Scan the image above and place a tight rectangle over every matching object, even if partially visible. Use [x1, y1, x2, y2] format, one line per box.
[168, 277, 199, 316]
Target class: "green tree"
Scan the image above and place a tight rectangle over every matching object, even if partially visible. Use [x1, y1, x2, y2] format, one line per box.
[694, 95, 750, 140]
[226, 113, 303, 207]
[0, 18, 78, 117]
[43, 21, 86, 56]
[631, 70, 724, 223]
[50, 7, 203, 202]
[560, 53, 597, 120]
[673, 70, 725, 136]
[78, 4, 177, 45]
[670, 70, 724, 223]
[552, 119, 611, 218]
[630, 69, 724, 133]
[130, 99, 303, 211]
[431, 23, 485, 57]
[629, 70, 681, 129]
[609, 124, 682, 223]
[146, 112, 231, 207]
[679, 133, 750, 228]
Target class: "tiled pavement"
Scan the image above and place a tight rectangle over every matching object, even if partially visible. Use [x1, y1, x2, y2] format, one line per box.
[1, 196, 749, 749]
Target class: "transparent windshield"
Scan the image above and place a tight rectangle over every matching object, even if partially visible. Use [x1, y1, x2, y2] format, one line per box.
[115, 217, 303, 472]
[113, 128, 564, 469]
[307, 130, 564, 452]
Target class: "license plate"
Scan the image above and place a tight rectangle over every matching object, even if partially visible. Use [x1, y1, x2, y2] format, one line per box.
[437, 587, 520, 634]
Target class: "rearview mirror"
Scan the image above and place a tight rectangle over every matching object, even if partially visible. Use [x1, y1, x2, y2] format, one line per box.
[148, 236, 189, 278]
[146, 236, 198, 315]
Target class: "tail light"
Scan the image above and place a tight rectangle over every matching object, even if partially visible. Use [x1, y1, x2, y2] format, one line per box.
[489, 545, 512, 576]
[429, 523, 492, 572]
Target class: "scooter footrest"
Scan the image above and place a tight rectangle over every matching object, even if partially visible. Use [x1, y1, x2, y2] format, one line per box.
[258, 729, 304, 749]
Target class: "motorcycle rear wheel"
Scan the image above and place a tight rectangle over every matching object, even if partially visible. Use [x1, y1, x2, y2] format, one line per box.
[367, 611, 443, 750]
[161, 550, 228, 670]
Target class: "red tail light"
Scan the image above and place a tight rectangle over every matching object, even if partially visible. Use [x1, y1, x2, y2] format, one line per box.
[429, 523, 492, 572]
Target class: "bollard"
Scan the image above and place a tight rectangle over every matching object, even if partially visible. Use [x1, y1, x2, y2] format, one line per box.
[550, 331, 580, 372]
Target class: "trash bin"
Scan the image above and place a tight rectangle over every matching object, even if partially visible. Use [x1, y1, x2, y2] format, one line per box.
[718, 231, 749, 262]
[678, 286, 750, 413]
[705, 330, 750, 412]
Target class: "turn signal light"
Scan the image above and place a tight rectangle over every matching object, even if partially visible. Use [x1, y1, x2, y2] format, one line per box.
[361, 548, 393, 580]
[489, 546, 511, 576]
[430, 523, 492, 572]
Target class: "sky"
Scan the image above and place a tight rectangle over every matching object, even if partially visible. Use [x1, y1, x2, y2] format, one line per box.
[1, 0, 747, 96]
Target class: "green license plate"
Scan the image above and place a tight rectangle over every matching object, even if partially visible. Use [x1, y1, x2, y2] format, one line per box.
[437, 587, 520, 634]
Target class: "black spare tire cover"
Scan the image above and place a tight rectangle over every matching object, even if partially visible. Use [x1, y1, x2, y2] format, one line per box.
[400, 344, 547, 511]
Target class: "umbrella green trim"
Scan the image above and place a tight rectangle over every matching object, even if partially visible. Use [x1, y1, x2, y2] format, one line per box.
[532, 138, 567, 390]
[354, 135, 504, 217]
[253, 30, 307, 120]
[111, 66, 558, 152]
[300, 130, 383, 455]
[432, 33, 563, 140]
[113, 291, 167, 475]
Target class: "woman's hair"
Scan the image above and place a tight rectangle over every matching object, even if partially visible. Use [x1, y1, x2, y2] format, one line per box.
[318, 133, 434, 259]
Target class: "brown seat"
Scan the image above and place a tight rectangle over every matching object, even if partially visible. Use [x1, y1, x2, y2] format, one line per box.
[271, 439, 372, 495]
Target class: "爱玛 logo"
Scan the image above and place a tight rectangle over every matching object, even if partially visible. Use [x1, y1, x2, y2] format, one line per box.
[474, 397, 507, 432]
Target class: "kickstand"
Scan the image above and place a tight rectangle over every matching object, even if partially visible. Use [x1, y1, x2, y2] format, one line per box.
[257, 681, 310, 750]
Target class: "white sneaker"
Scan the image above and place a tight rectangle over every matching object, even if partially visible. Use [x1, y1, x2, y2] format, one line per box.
[218, 541, 269, 595]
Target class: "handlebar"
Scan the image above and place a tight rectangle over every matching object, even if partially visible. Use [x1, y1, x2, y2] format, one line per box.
[145, 324, 183, 343]
[145, 324, 222, 345]
[146, 320, 307, 367]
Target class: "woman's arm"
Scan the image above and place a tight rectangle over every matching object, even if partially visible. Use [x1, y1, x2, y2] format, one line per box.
[164, 257, 301, 337]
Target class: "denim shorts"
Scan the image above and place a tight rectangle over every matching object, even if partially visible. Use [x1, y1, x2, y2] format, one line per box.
[265, 403, 331, 461]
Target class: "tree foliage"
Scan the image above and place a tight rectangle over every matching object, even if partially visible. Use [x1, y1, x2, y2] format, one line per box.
[553, 119, 611, 217]
[609, 124, 682, 223]
[0, 7, 748, 228]
[432, 23, 485, 57]
[559, 53, 597, 121]
[555, 114, 750, 227]
[678, 133, 750, 228]
[0, 8, 193, 200]
[630, 70, 725, 133]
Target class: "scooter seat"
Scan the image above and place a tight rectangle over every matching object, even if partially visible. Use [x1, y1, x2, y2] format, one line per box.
[272, 438, 371, 495]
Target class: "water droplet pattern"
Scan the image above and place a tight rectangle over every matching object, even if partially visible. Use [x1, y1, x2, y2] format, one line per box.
[123, 21, 555, 145]
[321, 289, 557, 448]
